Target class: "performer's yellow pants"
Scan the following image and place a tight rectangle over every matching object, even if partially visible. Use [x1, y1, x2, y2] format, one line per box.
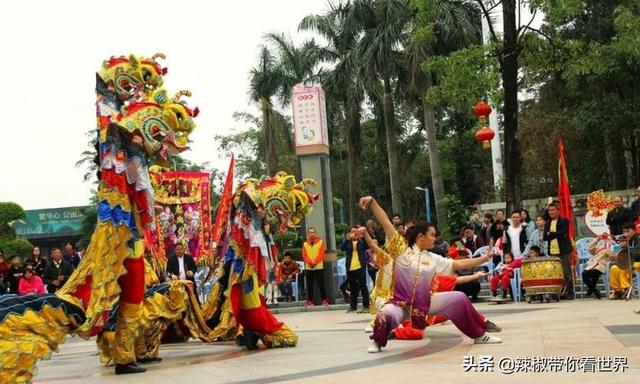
[609, 263, 640, 291]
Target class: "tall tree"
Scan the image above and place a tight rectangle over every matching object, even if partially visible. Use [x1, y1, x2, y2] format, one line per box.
[471, 0, 542, 211]
[409, 0, 481, 227]
[263, 32, 320, 154]
[300, 1, 364, 225]
[356, 0, 412, 217]
[249, 47, 284, 176]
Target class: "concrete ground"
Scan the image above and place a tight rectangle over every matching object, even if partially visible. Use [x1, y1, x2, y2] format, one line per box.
[34, 298, 640, 384]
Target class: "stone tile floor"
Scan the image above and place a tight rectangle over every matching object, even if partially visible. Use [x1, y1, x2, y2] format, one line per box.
[33, 299, 640, 383]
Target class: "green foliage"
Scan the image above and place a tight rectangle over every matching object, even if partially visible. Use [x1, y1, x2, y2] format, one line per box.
[215, 111, 295, 180]
[334, 222, 350, 244]
[519, 0, 640, 192]
[0, 202, 31, 258]
[425, 45, 502, 112]
[0, 237, 32, 259]
[274, 230, 301, 250]
[76, 205, 98, 250]
[441, 194, 472, 240]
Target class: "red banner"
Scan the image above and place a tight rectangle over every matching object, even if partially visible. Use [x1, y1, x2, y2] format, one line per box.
[212, 155, 235, 246]
[557, 139, 577, 266]
[151, 171, 213, 266]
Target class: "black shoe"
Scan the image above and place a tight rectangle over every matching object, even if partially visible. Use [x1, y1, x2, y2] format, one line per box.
[586, 289, 593, 297]
[562, 294, 575, 300]
[235, 334, 246, 346]
[485, 320, 502, 333]
[243, 329, 260, 350]
[501, 290, 508, 299]
[593, 290, 602, 300]
[137, 356, 162, 364]
[115, 363, 147, 375]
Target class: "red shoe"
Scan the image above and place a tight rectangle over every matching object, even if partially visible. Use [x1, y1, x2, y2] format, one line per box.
[322, 299, 330, 306]
[304, 300, 314, 307]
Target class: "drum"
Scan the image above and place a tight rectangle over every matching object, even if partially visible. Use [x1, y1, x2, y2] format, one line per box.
[521, 256, 564, 296]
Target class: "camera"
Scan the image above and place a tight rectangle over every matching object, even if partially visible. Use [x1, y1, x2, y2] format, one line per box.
[615, 234, 628, 243]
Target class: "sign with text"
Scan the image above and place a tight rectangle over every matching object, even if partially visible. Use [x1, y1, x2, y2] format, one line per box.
[14, 206, 89, 238]
[292, 83, 329, 154]
[585, 190, 615, 236]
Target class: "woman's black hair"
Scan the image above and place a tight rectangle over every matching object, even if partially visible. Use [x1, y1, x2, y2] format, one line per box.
[520, 209, 531, 223]
[405, 221, 436, 247]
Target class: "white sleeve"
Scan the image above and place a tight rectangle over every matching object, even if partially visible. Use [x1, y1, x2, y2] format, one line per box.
[430, 252, 453, 275]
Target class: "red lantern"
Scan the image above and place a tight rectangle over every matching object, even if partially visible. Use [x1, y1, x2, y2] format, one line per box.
[473, 101, 492, 118]
[475, 126, 495, 149]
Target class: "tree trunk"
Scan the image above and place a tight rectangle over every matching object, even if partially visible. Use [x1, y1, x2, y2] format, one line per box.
[281, 117, 295, 155]
[501, 0, 522, 213]
[632, 136, 640, 186]
[261, 98, 278, 176]
[422, 74, 446, 228]
[383, 77, 403, 218]
[611, 134, 628, 189]
[346, 100, 362, 226]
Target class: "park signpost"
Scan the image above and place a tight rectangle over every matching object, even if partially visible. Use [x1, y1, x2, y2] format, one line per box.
[292, 82, 338, 303]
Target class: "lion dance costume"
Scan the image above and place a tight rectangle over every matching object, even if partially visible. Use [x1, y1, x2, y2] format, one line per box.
[0, 54, 318, 383]
[0, 53, 200, 381]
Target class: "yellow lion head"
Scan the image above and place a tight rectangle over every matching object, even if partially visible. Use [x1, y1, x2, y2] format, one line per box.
[98, 53, 167, 100]
[238, 172, 319, 232]
[112, 88, 198, 160]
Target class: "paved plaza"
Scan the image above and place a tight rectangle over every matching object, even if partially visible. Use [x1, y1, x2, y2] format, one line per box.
[34, 299, 640, 384]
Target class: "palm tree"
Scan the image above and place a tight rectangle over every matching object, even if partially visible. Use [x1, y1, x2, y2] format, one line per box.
[404, 0, 481, 227]
[356, 0, 413, 217]
[249, 46, 284, 176]
[263, 33, 321, 154]
[300, 1, 365, 225]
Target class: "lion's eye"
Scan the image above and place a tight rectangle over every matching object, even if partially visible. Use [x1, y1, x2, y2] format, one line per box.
[142, 69, 152, 82]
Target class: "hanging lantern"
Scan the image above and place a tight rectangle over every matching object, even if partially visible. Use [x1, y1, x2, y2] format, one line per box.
[473, 101, 492, 123]
[475, 126, 495, 149]
[473, 101, 494, 149]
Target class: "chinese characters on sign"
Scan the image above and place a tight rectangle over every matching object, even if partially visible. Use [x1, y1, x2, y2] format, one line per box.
[462, 355, 628, 374]
[14, 206, 88, 237]
[291, 83, 329, 154]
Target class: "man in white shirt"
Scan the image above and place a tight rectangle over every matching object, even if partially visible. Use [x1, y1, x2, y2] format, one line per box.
[503, 211, 528, 259]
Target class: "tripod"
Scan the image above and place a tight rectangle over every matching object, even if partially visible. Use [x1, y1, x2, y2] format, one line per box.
[624, 245, 635, 301]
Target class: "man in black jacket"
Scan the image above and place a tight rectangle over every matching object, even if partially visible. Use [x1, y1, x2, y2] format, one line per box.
[631, 187, 640, 219]
[5, 256, 23, 294]
[43, 248, 74, 293]
[607, 196, 633, 236]
[340, 227, 370, 313]
[543, 202, 574, 299]
[166, 243, 198, 289]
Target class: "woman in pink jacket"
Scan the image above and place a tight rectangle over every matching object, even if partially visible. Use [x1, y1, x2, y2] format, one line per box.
[18, 265, 46, 295]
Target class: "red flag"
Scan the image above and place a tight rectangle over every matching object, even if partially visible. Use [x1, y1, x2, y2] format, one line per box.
[557, 139, 577, 266]
[212, 155, 235, 246]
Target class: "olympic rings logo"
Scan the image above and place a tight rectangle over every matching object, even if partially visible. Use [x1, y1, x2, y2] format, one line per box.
[297, 94, 314, 100]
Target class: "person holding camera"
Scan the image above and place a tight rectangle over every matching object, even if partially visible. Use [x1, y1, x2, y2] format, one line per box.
[609, 222, 640, 300]
[607, 196, 633, 237]
[340, 226, 370, 313]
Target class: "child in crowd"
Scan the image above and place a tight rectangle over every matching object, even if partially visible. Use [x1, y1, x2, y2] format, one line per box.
[18, 265, 46, 295]
[490, 252, 522, 300]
